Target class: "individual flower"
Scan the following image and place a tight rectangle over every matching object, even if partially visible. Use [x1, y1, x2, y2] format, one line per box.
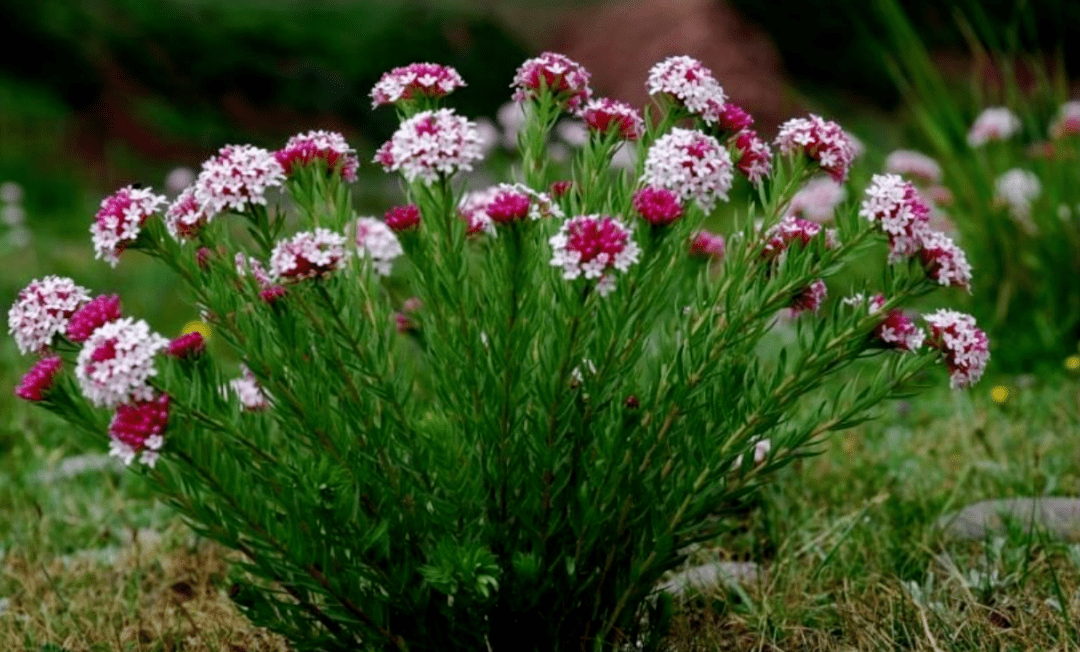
[370, 63, 466, 108]
[1049, 100, 1080, 139]
[164, 186, 211, 241]
[384, 204, 421, 232]
[718, 103, 754, 132]
[193, 144, 285, 217]
[732, 129, 773, 183]
[762, 215, 826, 260]
[269, 228, 349, 282]
[108, 393, 170, 467]
[167, 331, 205, 359]
[646, 56, 726, 125]
[581, 98, 645, 141]
[994, 168, 1041, 222]
[549, 215, 641, 296]
[91, 185, 168, 266]
[866, 295, 925, 352]
[230, 365, 269, 411]
[632, 187, 683, 226]
[374, 108, 484, 185]
[967, 107, 1022, 147]
[919, 230, 972, 291]
[859, 174, 931, 262]
[66, 294, 122, 343]
[774, 115, 856, 182]
[787, 177, 846, 223]
[790, 279, 827, 314]
[15, 356, 63, 402]
[8, 276, 90, 354]
[511, 52, 592, 113]
[275, 130, 359, 181]
[641, 128, 733, 213]
[884, 150, 942, 184]
[923, 310, 989, 389]
[689, 230, 725, 258]
[354, 217, 403, 276]
[75, 317, 168, 408]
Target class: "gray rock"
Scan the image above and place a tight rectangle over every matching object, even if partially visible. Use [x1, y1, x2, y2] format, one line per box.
[658, 561, 761, 597]
[937, 497, 1080, 541]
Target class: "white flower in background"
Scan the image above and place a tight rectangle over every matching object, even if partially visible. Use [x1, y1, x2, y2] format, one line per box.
[994, 168, 1041, 226]
[967, 107, 1021, 147]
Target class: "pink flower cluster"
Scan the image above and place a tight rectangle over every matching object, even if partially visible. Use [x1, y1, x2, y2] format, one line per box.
[762, 215, 829, 261]
[512, 52, 592, 113]
[385, 204, 421, 232]
[275, 130, 359, 182]
[167, 331, 206, 359]
[549, 215, 641, 296]
[66, 295, 122, 343]
[164, 187, 210, 241]
[690, 230, 725, 258]
[354, 217, 403, 276]
[75, 317, 169, 408]
[269, 228, 350, 281]
[790, 279, 827, 314]
[867, 295, 925, 352]
[374, 108, 484, 185]
[646, 56, 727, 125]
[370, 63, 466, 108]
[15, 356, 63, 401]
[966, 107, 1021, 147]
[884, 150, 942, 184]
[787, 177, 846, 223]
[8, 275, 90, 354]
[458, 184, 562, 233]
[1049, 101, 1080, 139]
[732, 130, 772, 184]
[458, 187, 500, 236]
[718, 103, 754, 132]
[192, 145, 286, 220]
[923, 309, 990, 389]
[633, 187, 683, 226]
[109, 394, 170, 467]
[641, 128, 733, 214]
[775, 115, 856, 182]
[91, 185, 167, 265]
[581, 98, 644, 141]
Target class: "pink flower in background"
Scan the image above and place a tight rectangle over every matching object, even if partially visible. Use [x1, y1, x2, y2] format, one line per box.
[641, 128, 733, 213]
[787, 177, 846, 223]
[195, 247, 212, 270]
[775, 115, 856, 182]
[550, 215, 641, 296]
[354, 217, 403, 276]
[550, 180, 573, 199]
[276, 130, 359, 181]
[230, 365, 269, 411]
[790, 279, 827, 314]
[165, 167, 196, 195]
[75, 317, 168, 408]
[91, 185, 167, 266]
[8, 276, 90, 354]
[1049, 100, 1080, 139]
[164, 187, 211, 241]
[919, 230, 972, 291]
[632, 187, 683, 226]
[194, 144, 285, 217]
[732, 130, 773, 183]
[967, 107, 1021, 147]
[581, 98, 644, 141]
[108, 393, 170, 467]
[884, 150, 942, 184]
[512, 52, 592, 113]
[859, 174, 931, 262]
[374, 108, 483, 184]
[269, 228, 349, 281]
[646, 56, 727, 125]
[923, 309, 989, 389]
[167, 331, 206, 359]
[689, 230, 725, 259]
[384, 204, 420, 232]
[66, 294, 122, 343]
[718, 103, 754, 132]
[370, 63, 466, 108]
[15, 356, 63, 401]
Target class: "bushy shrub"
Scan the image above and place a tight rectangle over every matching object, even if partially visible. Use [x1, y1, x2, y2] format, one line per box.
[9, 55, 988, 651]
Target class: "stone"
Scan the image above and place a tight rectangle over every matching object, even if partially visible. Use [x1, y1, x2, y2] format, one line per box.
[936, 497, 1080, 541]
[658, 560, 761, 597]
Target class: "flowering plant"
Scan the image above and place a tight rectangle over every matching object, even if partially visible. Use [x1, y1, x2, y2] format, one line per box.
[8, 53, 987, 651]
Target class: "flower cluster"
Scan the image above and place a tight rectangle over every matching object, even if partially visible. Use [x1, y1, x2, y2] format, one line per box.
[859, 174, 931, 262]
[762, 215, 828, 261]
[787, 177, 846, 223]
[374, 109, 484, 185]
[458, 187, 500, 236]
[108, 393, 170, 466]
[646, 56, 726, 125]
[966, 107, 1022, 147]
[67, 295, 122, 343]
[15, 355, 63, 401]
[193, 145, 286, 218]
[385, 204, 421, 232]
[164, 187, 210, 241]
[550, 215, 640, 296]
[354, 218, 403, 276]
[370, 63, 466, 108]
[790, 279, 827, 314]
[75, 317, 168, 408]
[581, 98, 644, 141]
[167, 331, 206, 359]
[230, 365, 269, 411]
[919, 230, 972, 291]
[867, 295, 925, 352]
[91, 185, 167, 265]
[884, 150, 942, 184]
[276, 130, 359, 181]
[641, 128, 733, 214]
[1049, 100, 1080, 139]
[512, 52, 592, 113]
[731, 130, 773, 183]
[269, 228, 349, 281]
[632, 187, 683, 226]
[718, 103, 754, 132]
[923, 309, 990, 388]
[8, 275, 90, 354]
[775, 115, 855, 182]
[690, 230, 725, 258]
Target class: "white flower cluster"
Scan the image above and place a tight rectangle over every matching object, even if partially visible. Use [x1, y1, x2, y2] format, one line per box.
[354, 217, 403, 276]
[8, 275, 90, 354]
[194, 144, 286, 217]
[966, 107, 1021, 147]
[75, 317, 168, 408]
[919, 230, 972, 290]
[370, 63, 466, 108]
[641, 128, 733, 214]
[787, 177, 847, 223]
[269, 228, 350, 281]
[1049, 100, 1080, 139]
[374, 108, 484, 185]
[859, 173, 929, 262]
[91, 186, 168, 266]
[884, 150, 942, 184]
[549, 215, 641, 296]
[774, 115, 856, 182]
[923, 309, 990, 389]
[646, 56, 726, 125]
